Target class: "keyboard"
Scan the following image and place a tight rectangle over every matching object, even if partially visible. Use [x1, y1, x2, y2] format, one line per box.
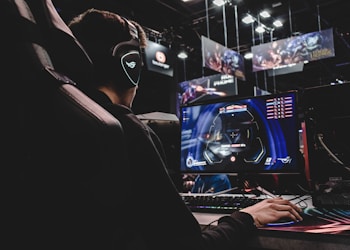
[180, 193, 265, 214]
[312, 192, 350, 208]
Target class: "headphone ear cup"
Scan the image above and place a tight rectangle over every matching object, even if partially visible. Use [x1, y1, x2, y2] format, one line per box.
[111, 39, 142, 89]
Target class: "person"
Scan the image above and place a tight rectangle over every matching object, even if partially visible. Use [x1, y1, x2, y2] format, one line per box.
[68, 8, 303, 250]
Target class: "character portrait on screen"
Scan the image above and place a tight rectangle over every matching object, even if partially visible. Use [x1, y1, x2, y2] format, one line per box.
[180, 93, 299, 174]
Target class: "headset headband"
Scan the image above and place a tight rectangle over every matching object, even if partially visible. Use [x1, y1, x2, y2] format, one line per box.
[122, 17, 139, 41]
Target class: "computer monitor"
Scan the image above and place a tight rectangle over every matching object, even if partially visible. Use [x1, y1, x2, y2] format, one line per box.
[179, 90, 303, 177]
[301, 84, 350, 186]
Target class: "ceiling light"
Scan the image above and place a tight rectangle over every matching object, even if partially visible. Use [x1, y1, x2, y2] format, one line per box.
[177, 51, 188, 59]
[273, 20, 283, 27]
[244, 52, 253, 59]
[272, 2, 282, 8]
[259, 10, 270, 18]
[242, 14, 255, 24]
[213, 0, 226, 7]
[255, 26, 265, 33]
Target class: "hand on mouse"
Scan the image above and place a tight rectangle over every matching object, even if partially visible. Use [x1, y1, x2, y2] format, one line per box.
[239, 197, 303, 227]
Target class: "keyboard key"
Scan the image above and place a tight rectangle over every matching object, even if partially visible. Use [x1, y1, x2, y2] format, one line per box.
[181, 194, 265, 214]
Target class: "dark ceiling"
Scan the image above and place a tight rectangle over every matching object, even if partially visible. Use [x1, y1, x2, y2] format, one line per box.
[54, 0, 350, 94]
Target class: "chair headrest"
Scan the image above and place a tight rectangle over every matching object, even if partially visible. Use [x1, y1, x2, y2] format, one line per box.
[28, 0, 94, 88]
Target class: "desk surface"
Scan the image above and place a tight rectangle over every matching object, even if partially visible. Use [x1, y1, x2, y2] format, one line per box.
[191, 194, 350, 249]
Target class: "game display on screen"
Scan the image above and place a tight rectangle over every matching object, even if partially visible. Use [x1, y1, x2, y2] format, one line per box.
[177, 73, 237, 104]
[176, 73, 238, 118]
[180, 91, 301, 175]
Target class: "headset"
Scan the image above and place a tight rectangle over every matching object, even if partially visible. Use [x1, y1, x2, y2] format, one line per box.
[110, 17, 143, 89]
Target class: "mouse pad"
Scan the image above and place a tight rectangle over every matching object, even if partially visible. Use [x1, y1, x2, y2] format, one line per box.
[261, 207, 350, 236]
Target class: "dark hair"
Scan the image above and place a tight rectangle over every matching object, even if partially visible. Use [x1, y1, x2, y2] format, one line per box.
[68, 8, 147, 86]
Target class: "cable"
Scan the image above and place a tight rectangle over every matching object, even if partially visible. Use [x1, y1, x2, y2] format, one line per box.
[255, 185, 277, 198]
[317, 134, 350, 172]
[293, 195, 311, 209]
[211, 186, 239, 196]
[296, 183, 313, 195]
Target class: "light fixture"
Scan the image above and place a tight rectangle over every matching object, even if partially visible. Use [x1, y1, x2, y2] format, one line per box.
[213, 0, 226, 7]
[273, 20, 283, 27]
[244, 52, 253, 59]
[259, 10, 270, 18]
[242, 14, 255, 24]
[242, 12, 279, 33]
[255, 26, 265, 33]
[177, 51, 188, 59]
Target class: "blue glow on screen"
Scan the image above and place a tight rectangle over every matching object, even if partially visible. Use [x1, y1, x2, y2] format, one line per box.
[180, 91, 300, 174]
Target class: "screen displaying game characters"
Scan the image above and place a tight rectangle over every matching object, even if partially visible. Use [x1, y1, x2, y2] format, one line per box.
[201, 36, 246, 81]
[177, 73, 237, 111]
[251, 28, 335, 72]
[180, 91, 302, 175]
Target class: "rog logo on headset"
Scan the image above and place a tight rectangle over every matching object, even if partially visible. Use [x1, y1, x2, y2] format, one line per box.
[120, 50, 141, 86]
[111, 18, 142, 88]
[126, 61, 137, 69]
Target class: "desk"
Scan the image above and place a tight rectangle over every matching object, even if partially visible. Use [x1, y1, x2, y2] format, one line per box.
[192, 194, 350, 250]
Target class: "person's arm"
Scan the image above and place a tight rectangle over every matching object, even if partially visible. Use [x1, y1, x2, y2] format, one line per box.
[118, 111, 303, 250]
[201, 212, 257, 249]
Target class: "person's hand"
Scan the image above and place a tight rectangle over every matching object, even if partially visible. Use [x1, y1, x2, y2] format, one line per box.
[239, 197, 303, 227]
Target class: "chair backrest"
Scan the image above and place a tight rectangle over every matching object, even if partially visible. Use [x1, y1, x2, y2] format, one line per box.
[2, 1, 129, 249]
[28, 0, 95, 88]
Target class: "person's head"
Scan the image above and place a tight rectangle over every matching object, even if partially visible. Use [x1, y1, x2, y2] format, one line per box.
[68, 9, 147, 106]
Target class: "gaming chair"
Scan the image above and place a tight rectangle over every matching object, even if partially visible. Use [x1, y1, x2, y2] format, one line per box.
[2, 0, 129, 249]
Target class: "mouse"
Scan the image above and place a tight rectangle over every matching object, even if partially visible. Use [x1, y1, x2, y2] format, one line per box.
[266, 218, 297, 227]
[266, 211, 307, 227]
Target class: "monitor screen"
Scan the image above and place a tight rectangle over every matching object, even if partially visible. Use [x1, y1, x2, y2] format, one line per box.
[176, 73, 238, 117]
[179, 91, 302, 175]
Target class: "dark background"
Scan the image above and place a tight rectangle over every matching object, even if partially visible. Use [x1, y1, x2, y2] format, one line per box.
[52, 0, 350, 115]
